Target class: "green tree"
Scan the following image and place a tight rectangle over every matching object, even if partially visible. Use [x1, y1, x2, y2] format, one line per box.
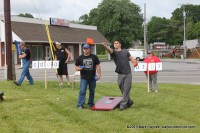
[18, 13, 34, 18]
[170, 4, 200, 42]
[172, 4, 200, 24]
[147, 17, 171, 44]
[79, 0, 143, 48]
[167, 19, 183, 45]
[190, 22, 200, 38]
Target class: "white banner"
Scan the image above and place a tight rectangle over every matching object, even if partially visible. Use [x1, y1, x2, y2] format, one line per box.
[134, 63, 147, 71]
[134, 62, 162, 71]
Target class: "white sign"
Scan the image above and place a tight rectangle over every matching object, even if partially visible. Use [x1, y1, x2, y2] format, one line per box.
[148, 63, 156, 71]
[52, 61, 59, 69]
[32, 61, 39, 69]
[32, 61, 59, 69]
[134, 62, 163, 71]
[134, 63, 147, 71]
[156, 62, 162, 71]
[39, 61, 45, 69]
[50, 18, 69, 27]
[46, 61, 52, 69]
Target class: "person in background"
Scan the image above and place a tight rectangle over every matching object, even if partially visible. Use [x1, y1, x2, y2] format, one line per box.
[13, 42, 34, 86]
[144, 51, 161, 92]
[75, 43, 101, 109]
[101, 39, 138, 110]
[55, 42, 71, 86]
[172, 48, 177, 58]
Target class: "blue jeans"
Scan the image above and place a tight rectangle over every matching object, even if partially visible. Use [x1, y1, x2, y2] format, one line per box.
[17, 59, 34, 85]
[77, 79, 96, 108]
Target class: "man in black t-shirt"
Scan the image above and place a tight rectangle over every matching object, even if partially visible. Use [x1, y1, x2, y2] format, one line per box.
[55, 42, 71, 86]
[101, 39, 138, 110]
[75, 43, 101, 109]
[13, 42, 34, 86]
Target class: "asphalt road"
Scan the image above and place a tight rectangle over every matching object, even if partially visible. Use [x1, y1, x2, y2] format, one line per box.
[0, 59, 200, 85]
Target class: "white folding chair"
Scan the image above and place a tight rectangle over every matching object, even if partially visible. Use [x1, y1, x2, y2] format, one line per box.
[69, 71, 80, 89]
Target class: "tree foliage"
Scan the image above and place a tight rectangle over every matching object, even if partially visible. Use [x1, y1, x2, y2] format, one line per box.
[147, 4, 200, 46]
[79, 0, 143, 48]
[147, 17, 170, 43]
[191, 22, 200, 38]
[18, 13, 34, 18]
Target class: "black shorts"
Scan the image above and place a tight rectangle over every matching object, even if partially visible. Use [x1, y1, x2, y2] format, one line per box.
[57, 63, 68, 75]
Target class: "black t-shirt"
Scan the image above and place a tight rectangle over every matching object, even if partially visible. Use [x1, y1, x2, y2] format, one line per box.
[55, 47, 68, 64]
[22, 48, 31, 60]
[75, 54, 100, 80]
[111, 49, 131, 74]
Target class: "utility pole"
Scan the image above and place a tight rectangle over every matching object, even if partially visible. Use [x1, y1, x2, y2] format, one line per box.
[183, 5, 187, 59]
[4, 0, 13, 80]
[143, 3, 147, 52]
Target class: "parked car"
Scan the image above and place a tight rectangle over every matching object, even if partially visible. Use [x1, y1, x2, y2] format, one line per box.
[127, 49, 146, 61]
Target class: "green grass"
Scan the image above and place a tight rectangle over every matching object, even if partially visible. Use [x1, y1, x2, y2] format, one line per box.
[0, 81, 199, 133]
[97, 54, 108, 60]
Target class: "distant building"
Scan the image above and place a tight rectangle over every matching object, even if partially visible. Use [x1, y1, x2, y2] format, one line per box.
[150, 42, 166, 50]
[0, 15, 110, 67]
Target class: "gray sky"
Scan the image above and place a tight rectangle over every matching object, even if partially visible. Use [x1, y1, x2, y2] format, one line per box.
[0, 0, 199, 21]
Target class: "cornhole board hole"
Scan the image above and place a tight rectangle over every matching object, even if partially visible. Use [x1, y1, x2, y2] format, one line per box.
[90, 96, 122, 111]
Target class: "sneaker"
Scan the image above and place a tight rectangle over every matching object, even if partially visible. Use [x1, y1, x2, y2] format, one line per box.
[127, 100, 134, 108]
[13, 81, 20, 86]
[88, 105, 94, 109]
[77, 106, 83, 109]
[119, 106, 128, 111]
[155, 90, 158, 93]
[59, 82, 63, 86]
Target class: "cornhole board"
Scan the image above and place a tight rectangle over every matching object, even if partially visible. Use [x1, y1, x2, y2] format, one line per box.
[90, 96, 122, 111]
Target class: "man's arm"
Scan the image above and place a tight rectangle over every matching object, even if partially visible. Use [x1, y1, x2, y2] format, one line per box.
[19, 53, 26, 59]
[75, 65, 83, 71]
[129, 56, 138, 67]
[100, 42, 113, 54]
[65, 48, 71, 63]
[96, 64, 101, 80]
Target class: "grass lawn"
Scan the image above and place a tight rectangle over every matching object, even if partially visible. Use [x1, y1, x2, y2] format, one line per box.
[97, 54, 108, 60]
[0, 81, 199, 133]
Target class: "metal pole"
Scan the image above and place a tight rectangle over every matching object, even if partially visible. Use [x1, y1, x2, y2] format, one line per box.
[4, 0, 13, 80]
[183, 6, 186, 59]
[144, 3, 147, 52]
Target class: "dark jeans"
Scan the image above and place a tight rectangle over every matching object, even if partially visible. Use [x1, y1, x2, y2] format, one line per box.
[77, 79, 96, 108]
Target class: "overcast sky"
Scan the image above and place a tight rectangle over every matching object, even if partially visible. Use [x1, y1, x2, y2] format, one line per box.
[0, 0, 199, 21]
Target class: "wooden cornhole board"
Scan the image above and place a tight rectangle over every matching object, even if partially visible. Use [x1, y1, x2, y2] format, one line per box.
[90, 96, 122, 111]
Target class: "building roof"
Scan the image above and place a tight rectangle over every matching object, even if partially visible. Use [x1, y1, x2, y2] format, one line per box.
[11, 21, 109, 44]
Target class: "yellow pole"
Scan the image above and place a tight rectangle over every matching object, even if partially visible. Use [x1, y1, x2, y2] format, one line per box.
[44, 21, 61, 88]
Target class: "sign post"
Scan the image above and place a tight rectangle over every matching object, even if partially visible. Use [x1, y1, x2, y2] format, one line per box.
[32, 60, 59, 89]
[134, 62, 162, 92]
